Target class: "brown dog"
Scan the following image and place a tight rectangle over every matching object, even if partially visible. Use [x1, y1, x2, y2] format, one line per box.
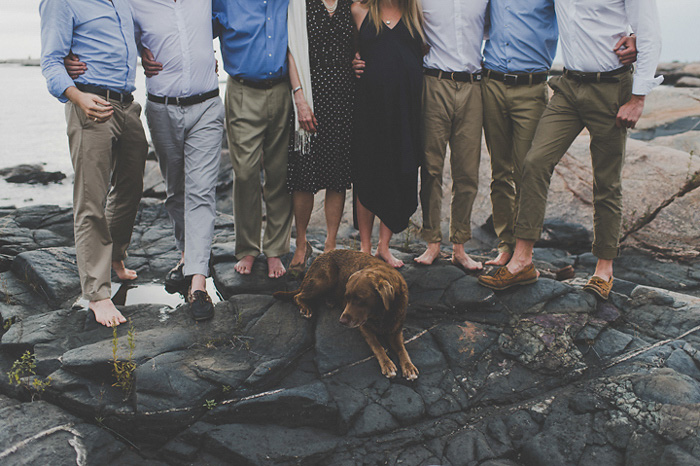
[274, 249, 419, 380]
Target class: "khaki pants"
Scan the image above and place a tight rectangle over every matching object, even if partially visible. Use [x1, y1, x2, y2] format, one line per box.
[225, 77, 293, 259]
[482, 74, 549, 254]
[66, 100, 148, 301]
[420, 75, 482, 245]
[515, 72, 633, 260]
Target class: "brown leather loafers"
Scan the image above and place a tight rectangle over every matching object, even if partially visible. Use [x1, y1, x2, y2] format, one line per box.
[583, 276, 613, 301]
[478, 264, 538, 290]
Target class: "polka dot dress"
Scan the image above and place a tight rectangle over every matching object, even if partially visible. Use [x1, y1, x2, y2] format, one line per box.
[287, 0, 356, 194]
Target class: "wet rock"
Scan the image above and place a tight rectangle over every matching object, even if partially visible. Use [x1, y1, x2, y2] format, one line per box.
[633, 368, 700, 405]
[0, 396, 139, 465]
[0, 164, 67, 185]
[11, 247, 80, 306]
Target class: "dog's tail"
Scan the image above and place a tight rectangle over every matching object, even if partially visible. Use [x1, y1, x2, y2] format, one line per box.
[273, 289, 298, 301]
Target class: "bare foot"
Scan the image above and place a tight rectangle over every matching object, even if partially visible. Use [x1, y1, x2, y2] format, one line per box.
[289, 242, 308, 267]
[234, 255, 255, 275]
[89, 298, 126, 327]
[452, 250, 483, 272]
[376, 247, 404, 268]
[267, 256, 286, 278]
[414, 242, 441, 265]
[323, 239, 337, 253]
[486, 252, 512, 266]
[112, 261, 137, 281]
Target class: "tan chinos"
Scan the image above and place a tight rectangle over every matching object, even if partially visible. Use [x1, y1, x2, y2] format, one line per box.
[225, 77, 293, 260]
[515, 71, 633, 260]
[481, 72, 549, 254]
[66, 99, 148, 301]
[420, 74, 482, 245]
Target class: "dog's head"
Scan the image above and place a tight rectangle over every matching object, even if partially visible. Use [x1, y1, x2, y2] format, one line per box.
[339, 269, 395, 328]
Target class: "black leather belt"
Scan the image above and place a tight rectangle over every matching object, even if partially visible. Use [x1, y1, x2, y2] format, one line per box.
[424, 68, 481, 83]
[232, 75, 288, 89]
[484, 68, 549, 85]
[148, 89, 219, 106]
[563, 65, 633, 83]
[75, 83, 133, 103]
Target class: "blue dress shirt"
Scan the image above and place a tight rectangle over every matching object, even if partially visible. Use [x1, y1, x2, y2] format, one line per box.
[213, 0, 290, 81]
[39, 0, 138, 103]
[483, 0, 558, 74]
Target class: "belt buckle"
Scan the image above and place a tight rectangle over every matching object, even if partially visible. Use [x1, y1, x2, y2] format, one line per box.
[175, 96, 182, 106]
[504, 74, 519, 85]
[450, 72, 456, 82]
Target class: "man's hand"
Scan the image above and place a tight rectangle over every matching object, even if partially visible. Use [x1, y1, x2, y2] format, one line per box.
[352, 52, 365, 79]
[294, 92, 317, 132]
[63, 52, 86, 80]
[141, 48, 163, 77]
[64, 87, 114, 123]
[616, 94, 645, 128]
[614, 35, 637, 65]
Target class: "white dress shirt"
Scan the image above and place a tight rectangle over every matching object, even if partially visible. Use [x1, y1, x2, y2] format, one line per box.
[422, 0, 489, 73]
[555, 0, 663, 95]
[130, 0, 219, 98]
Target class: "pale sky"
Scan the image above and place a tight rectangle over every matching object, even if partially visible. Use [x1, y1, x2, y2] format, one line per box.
[0, 0, 698, 63]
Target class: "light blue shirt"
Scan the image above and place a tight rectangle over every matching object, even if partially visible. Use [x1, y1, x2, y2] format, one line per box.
[213, 0, 290, 81]
[39, 0, 138, 103]
[483, 0, 558, 74]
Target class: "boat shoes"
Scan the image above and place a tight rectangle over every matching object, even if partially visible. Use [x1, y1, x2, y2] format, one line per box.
[583, 276, 614, 301]
[478, 263, 538, 290]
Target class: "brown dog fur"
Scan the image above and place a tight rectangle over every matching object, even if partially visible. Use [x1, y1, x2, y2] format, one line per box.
[274, 249, 419, 380]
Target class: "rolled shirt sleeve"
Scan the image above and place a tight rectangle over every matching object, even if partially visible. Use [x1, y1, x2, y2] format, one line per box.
[626, 0, 664, 95]
[40, 0, 77, 103]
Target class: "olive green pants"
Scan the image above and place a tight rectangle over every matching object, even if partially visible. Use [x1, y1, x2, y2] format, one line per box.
[225, 77, 293, 259]
[481, 74, 548, 254]
[420, 75, 482, 245]
[515, 72, 633, 260]
[66, 100, 148, 301]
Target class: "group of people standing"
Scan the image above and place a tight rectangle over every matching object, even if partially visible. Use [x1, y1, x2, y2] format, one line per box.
[40, 0, 662, 328]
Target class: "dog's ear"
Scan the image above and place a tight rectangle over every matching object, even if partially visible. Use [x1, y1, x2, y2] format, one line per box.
[375, 280, 394, 310]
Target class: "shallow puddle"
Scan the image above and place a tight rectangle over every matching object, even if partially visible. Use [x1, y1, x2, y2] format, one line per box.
[75, 277, 222, 319]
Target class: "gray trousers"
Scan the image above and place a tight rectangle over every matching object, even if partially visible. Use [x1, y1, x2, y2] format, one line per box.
[146, 96, 225, 277]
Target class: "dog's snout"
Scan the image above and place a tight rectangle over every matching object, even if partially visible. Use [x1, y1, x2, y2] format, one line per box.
[339, 313, 351, 327]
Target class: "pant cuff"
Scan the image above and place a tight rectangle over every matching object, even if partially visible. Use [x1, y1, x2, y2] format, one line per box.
[449, 231, 472, 245]
[262, 247, 290, 259]
[235, 249, 260, 261]
[498, 243, 514, 254]
[184, 264, 210, 278]
[514, 226, 542, 241]
[420, 227, 442, 244]
[592, 244, 619, 260]
[84, 290, 111, 302]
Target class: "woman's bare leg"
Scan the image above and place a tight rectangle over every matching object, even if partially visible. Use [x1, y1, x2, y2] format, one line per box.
[324, 189, 346, 252]
[355, 197, 375, 255]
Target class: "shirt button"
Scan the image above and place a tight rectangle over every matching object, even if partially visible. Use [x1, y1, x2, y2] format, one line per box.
[268, 17, 271, 20]
[269, 53, 272, 57]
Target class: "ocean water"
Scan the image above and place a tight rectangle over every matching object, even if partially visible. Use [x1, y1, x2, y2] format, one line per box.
[0, 64, 226, 207]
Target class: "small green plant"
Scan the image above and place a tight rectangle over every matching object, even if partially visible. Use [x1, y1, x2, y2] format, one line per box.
[7, 351, 36, 385]
[95, 416, 104, 425]
[203, 399, 217, 410]
[3, 318, 13, 331]
[222, 385, 231, 393]
[111, 320, 137, 397]
[7, 351, 52, 400]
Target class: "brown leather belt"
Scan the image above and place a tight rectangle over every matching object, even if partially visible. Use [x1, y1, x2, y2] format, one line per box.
[148, 89, 219, 106]
[75, 83, 133, 103]
[424, 68, 481, 83]
[563, 65, 633, 83]
[484, 68, 549, 86]
[231, 75, 288, 89]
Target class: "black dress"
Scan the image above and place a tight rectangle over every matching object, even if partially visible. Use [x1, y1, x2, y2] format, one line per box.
[287, 0, 356, 194]
[352, 15, 423, 234]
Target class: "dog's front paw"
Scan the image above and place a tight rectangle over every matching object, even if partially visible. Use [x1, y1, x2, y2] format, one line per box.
[380, 359, 398, 378]
[402, 362, 419, 381]
[299, 308, 313, 318]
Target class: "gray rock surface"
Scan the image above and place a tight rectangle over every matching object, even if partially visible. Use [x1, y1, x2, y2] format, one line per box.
[2, 92, 700, 464]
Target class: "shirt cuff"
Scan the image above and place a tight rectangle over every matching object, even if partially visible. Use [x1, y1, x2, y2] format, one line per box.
[51, 75, 77, 103]
[632, 75, 664, 96]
